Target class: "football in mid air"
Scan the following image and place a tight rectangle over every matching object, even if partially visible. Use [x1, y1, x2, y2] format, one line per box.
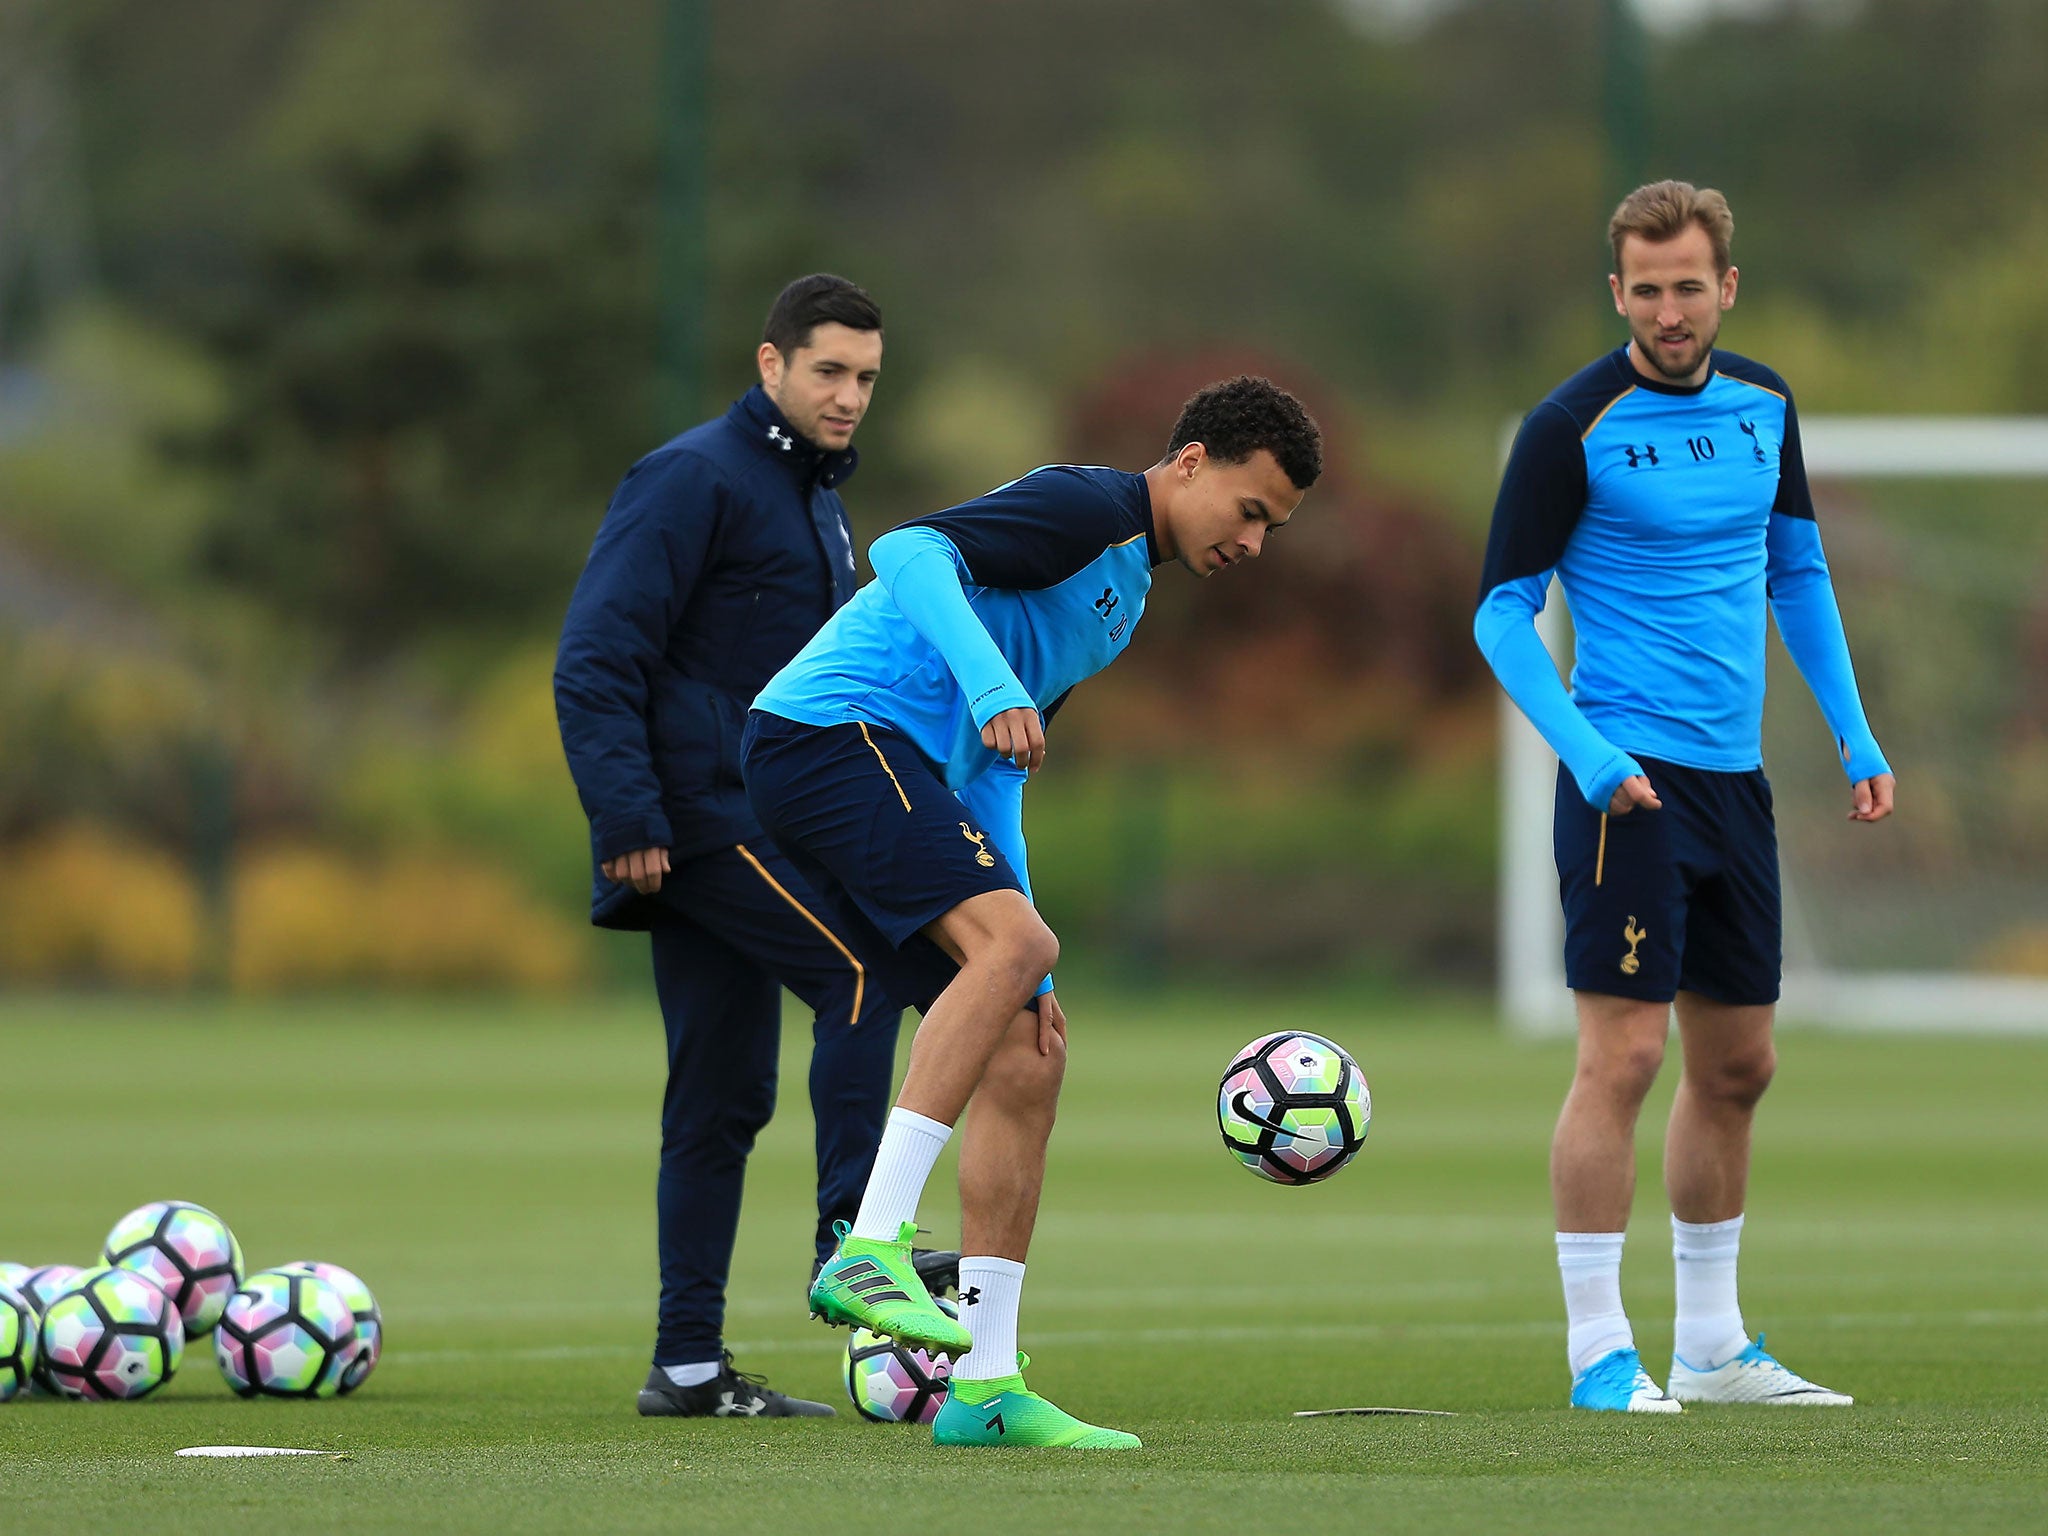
[1217, 1031, 1371, 1185]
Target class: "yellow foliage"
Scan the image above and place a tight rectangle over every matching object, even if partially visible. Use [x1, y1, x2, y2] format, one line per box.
[0, 822, 200, 986]
[0, 827, 587, 992]
[230, 845, 586, 993]
[463, 644, 576, 784]
[1975, 926, 2048, 979]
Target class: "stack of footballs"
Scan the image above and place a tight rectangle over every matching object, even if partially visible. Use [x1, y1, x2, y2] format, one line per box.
[0, 1200, 381, 1402]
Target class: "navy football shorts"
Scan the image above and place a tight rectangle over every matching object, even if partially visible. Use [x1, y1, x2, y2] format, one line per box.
[1553, 755, 1782, 1007]
[741, 710, 1027, 1013]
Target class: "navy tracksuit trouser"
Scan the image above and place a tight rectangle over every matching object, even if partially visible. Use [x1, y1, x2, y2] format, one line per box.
[645, 838, 903, 1366]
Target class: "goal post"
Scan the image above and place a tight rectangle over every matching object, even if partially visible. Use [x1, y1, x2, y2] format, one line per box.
[1498, 416, 2048, 1035]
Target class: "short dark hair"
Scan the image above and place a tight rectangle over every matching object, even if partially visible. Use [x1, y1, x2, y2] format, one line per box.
[762, 273, 883, 357]
[1164, 375, 1322, 490]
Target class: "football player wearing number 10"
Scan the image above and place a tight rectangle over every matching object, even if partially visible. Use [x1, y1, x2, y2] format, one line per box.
[743, 376, 1323, 1448]
[1476, 181, 1895, 1414]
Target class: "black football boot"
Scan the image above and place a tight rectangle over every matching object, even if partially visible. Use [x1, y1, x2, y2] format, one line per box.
[636, 1353, 835, 1418]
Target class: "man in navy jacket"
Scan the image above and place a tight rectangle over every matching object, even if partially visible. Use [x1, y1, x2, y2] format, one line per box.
[556, 275, 927, 1417]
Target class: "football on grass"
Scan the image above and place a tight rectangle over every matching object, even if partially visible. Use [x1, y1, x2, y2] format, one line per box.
[260, 1261, 382, 1393]
[37, 1266, 186, 1400]
[215, 1271, 356, 1399]
[843, 1296, 961, 1423]
[104, 1200, 245, 1336]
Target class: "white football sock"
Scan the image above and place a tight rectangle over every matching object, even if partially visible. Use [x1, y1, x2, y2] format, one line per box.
[850, 1107, 952, 1241]
[662, 1360, 720, 1388]
[1672, 1213, 1749, 1369]
[951, 1256, 1025, 1383]
[1557, 1230, 1634, 1376]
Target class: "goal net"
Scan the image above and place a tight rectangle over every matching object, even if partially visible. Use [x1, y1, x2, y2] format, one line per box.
[1499, 416, 2048, 1034]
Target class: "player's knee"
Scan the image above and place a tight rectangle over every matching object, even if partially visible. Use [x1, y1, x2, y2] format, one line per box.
[989, 915, 1058, 994]
[1020, 917, 1060, 981]
[1701, 1044, 1776, 1110]
[1584, 1035, 1666, 1102]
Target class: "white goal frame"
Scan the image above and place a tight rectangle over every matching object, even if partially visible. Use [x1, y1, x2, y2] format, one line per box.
[1499, 416, 2048, 1036]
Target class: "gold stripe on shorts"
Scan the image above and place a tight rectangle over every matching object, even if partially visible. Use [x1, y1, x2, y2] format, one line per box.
[734, 843, 865, 1026]
[857, 721, 911, 811]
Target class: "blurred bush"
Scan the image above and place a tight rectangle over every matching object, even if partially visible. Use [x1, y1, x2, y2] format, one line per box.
[334, 645, 591, 912]
[229, 844, 586, 993]
[0, 823, 201, 988]
[0, 825, 587, 993]
[1977, 927, 2048, 979]
[0, 633, 215, 848]
[11, 0, 2048, 994]
[0, 305, 222, 600]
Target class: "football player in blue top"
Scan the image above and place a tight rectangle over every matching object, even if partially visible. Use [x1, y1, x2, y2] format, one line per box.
[1476, 181, 1896, 1414]
[745, 375, 1323, 1447]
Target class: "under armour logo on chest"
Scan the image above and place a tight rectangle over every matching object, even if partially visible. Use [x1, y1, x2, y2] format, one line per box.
[767, 425, 793, 451]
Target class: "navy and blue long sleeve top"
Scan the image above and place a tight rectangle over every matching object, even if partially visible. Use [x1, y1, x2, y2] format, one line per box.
[755, 464, 1158, 906]
[1475, 346, 1889, 810]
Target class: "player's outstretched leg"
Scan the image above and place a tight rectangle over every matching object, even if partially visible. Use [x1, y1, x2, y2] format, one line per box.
[1669, 1335, 1852, 1406]
[809, 1220, 973, 1354]
[933, 1354, 1140, 1449]
[1569, 1346, 1683, 1413]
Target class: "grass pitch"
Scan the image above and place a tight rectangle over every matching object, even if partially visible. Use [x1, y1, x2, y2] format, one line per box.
[0, 987, 2043, 1533]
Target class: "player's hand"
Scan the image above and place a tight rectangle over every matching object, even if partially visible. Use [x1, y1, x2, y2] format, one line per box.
[981, 707, 1045, 773]
[1849, 772, 1895, 823]
[602, 846, 670, 894]
[1607, 775, 1662, 816]
[1036, 990, 1068, 1056]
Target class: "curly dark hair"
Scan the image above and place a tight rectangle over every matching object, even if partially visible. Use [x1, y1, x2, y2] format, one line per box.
[1164, 375, 1322, 490]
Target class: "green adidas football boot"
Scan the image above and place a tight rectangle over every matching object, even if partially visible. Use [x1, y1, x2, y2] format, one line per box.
[808, 1220, 972, 1355]
[933, 1356, 1141, 1449]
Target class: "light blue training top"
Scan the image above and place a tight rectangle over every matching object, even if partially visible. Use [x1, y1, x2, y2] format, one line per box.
[755, 463, 1160, 899]
[1474, 346, 1889, 810]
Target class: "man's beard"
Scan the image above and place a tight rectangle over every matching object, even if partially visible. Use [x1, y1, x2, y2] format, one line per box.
[1636, 317, 1717, 381]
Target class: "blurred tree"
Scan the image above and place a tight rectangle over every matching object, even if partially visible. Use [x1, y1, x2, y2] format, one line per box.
[22, 0, 2048, 987]
[172, 124, 651, 666]
[1058, 348, 1486, 761]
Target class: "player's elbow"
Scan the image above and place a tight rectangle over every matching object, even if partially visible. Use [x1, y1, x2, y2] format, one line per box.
[868, 526, 957, 587]
[1471, 591, 1526, 666]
